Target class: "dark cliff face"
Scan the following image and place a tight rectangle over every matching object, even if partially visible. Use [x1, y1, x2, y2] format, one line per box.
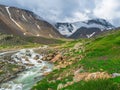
[55, 23, 74, 33]
[0, 5, 62, 38]
[70, 27, 102, 39]
[85, 19, 114, 28]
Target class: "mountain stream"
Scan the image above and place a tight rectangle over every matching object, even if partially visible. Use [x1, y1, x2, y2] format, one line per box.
[0, 49, 53, 90]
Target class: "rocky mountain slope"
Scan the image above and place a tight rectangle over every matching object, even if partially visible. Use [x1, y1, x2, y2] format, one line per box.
[0, 5, 62, 38]
[55, 19, 115, 38]
[0, 4, 115, 39]
[70, 27, 101, 39]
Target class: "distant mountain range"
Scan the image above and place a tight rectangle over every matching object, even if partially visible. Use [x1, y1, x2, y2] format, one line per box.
[0, 4, 117, 39]
[55, 19, 115, 38]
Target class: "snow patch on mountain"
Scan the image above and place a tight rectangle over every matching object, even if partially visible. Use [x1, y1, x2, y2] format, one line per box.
[35, 23, 41, 30]
[55, 19, 114, 36]
[5, 7, 25, 31]
[22, 14, 27, 21]
[86, 32, 96, 38]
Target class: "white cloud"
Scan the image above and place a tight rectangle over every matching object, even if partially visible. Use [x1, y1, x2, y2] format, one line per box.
[93, 0, 120, 25]
[72, 12, 89, 21]
[0, 0, 120, 26]
[85, 9, 91, 14]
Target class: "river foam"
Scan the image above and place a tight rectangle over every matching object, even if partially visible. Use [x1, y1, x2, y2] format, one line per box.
[0, 49, 53, 90]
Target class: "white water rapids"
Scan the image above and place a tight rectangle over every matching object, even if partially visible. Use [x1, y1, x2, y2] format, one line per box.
[0, 49, 53, 90]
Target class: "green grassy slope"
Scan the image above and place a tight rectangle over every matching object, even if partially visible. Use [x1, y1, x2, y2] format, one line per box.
[82, 30, 120, 73]
[32, 30, 120, 90]
[0, 33, 65, 50]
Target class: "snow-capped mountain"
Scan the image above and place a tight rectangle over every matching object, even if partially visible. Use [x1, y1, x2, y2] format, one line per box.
[0, 4, 116, 39]
[0, 5, 62, 38]
[55, 19, 115, 37]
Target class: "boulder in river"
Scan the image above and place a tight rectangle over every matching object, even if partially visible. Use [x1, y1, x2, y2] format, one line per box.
[34, 55, 40, 60]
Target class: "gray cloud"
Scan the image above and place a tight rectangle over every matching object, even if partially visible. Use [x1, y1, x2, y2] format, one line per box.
[0, 0, 120, 26]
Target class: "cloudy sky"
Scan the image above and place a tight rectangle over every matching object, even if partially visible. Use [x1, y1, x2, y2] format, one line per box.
[0, 0, 120, 26]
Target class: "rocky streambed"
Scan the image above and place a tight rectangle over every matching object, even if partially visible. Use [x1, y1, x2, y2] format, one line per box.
[0, 48, 53, 90]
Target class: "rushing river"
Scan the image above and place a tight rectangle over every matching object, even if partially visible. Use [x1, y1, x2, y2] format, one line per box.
[0, 49, 53, 90]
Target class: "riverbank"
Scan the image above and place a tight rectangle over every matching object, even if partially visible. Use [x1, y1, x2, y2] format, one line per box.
[0, 50, 25, 84]
[0, 48, 54, 90]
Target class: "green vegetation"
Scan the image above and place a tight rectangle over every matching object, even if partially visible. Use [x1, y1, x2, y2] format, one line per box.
[81, 30, 120, 73]
[32, 30, 120, 90]
[63, 78, 120, 90]
[0, 33, 65, 50]
[1, 30, 120, 90]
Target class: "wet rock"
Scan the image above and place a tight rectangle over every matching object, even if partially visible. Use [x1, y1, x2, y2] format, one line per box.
[42, 55, 53, 61]
[43, 72, 50, 76]
[14, 55, 21, 60]
[41, 66, 48, 71]
[41, 57, 47, 61]
[34, 55, 39, 60]
[47, 57, 53, 61]
[25, 63, 34, 67]
[25, 57, 29, 61]
[42, 66, 48, 70]
[34, 76, 43, 80]
[48, 53, 54, 57]
[18, 62, 23, 65]
[21, 56, 26, 59]
[37, 60, 42, 63]
[25, 50, 32, 57]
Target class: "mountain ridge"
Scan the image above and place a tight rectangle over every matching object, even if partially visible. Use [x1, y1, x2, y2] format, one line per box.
[55, 18, 115, 38]
[0, 4, 117, 40]
[0, 4, 62, 38]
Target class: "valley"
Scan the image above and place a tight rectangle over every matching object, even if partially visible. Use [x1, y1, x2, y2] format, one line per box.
[1, 29, 120, 90]
[0, 3, 120, 90]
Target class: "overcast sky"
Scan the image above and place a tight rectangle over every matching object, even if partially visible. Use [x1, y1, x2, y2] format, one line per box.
[0, 0, 120, 26]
